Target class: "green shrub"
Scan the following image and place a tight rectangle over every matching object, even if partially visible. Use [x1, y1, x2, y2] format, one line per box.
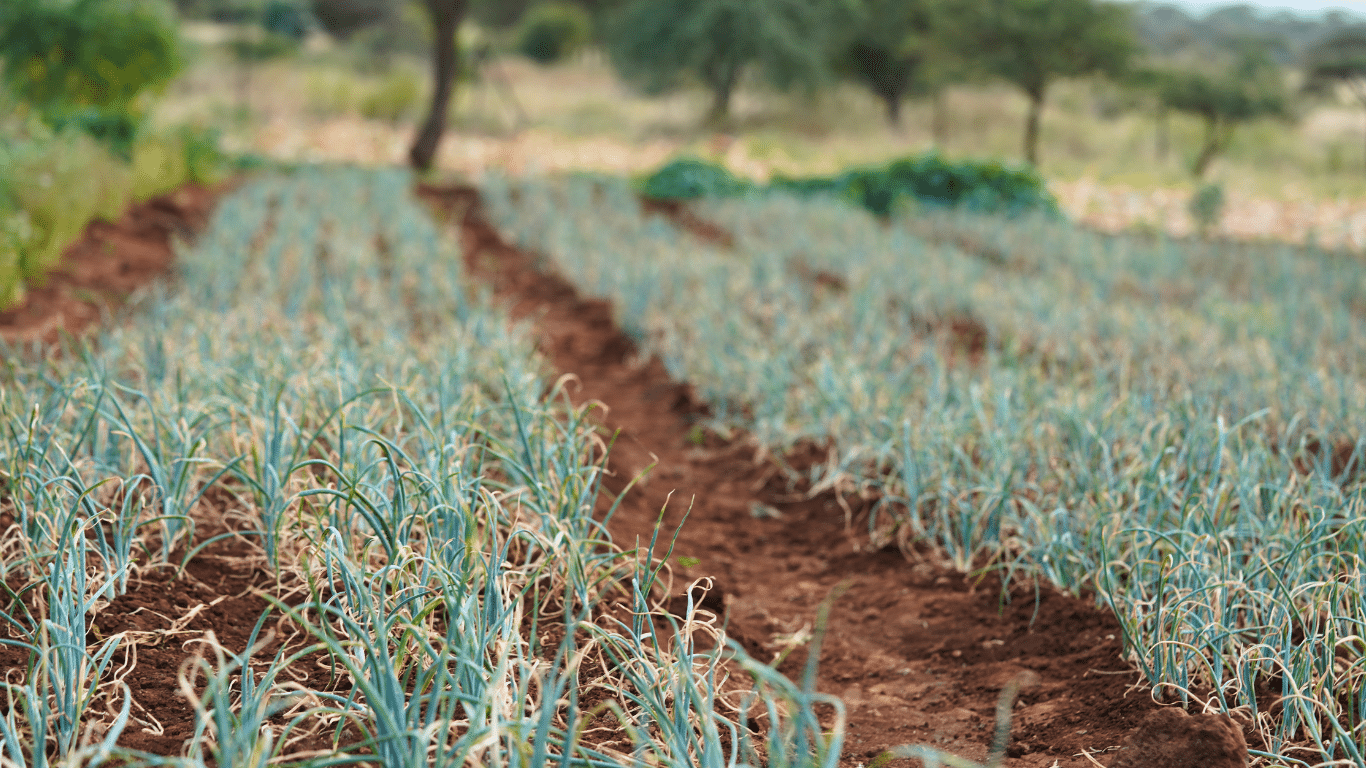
[640, 157, 750, 200]
[1188, 182, 1225, 236]
[0, 124, 233, 309]
[131, 127, 229, 199]
[262, 0, 310, 38]
[515, 1, 592, 65]
[771, 153, 1059, 217]
[0, 130, 131, 296]
[0, 0, 182, 152]
[642, 153, 1059, 217]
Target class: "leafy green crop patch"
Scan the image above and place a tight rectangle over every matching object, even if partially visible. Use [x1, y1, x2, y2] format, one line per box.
[482, 172, 1366, 764]
[0, 168, 839, 768]
[639, 153, 1058, 217]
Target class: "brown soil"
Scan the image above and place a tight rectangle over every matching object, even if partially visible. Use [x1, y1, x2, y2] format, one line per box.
[0, 185, 221, 345]
[417, 183, 1190, 767]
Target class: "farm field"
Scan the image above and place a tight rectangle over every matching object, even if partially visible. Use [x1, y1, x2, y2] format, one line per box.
[5, 158, 1363, 766]
[7, 3, 1366, 765]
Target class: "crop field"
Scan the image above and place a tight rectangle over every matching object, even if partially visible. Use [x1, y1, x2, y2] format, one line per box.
[0, 168, 843, 768]
[481, 174, 1366, 765]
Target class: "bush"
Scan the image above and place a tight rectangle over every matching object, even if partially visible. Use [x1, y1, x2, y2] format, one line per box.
[0, 0, 181, 151]
[0, 130, 131, 302]
[0, 124, 234, 309]
[641, 153, 1059, 217]
[640, 157, 750, 200]
[262, 0, 310, 38]
[1188, 183, 1225, 236]
[516, 1, 592, 65]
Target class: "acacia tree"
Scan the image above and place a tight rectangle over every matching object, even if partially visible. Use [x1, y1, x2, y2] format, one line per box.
[949, 0, 1135, 165]
[1154, 52, 1289, 178]
[602, 0, 837, 127]
[834, 0, 945, 128]
[1306, 27, 1366, 173]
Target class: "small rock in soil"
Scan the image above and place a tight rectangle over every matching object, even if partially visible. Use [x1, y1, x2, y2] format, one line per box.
[1107, 708, 1248, 768]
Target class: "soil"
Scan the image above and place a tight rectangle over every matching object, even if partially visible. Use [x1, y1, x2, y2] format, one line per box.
[0, 179, 1252, 766]
[416, 184, 1215, 767]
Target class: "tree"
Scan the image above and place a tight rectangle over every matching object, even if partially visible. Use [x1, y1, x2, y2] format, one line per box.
[409, 0, 469, 171]
[602, 0, 837, 127]
[948, 0, 1136, 165]
[834, 0, 945, 128]
[1153, 51, 1289, 178]
[1306, 26, 1366, 173]
[0, 0, 181, 154]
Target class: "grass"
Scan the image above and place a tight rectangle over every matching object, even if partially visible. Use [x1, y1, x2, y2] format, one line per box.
[0, 166, 840, 767]
[481, 172, 1366, 764]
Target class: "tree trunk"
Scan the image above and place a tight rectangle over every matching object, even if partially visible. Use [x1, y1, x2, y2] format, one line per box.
[1155, 107, 1169, 161]
[883, 92, 902, 128]
[705, 62, 741, 128]
[931, 90, 948, 147]
[1023, 87, 1046, 166]
[409, 0, 470, 172]
[1192, 117, 1231, 178]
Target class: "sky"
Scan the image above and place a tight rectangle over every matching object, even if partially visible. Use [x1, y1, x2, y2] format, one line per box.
[1170, 0, 1365, 12]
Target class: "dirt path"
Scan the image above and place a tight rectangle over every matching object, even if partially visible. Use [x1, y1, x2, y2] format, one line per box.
[419, 184, 1172, 767]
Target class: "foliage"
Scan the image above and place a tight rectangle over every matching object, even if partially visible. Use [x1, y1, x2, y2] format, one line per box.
[602, 0, 839, 125]
[309, 0, 388, 39]
[358, 66, 424, 121]
[1306, 26, 1366, 173]
[516, 1, 592, 65]
[262, 0, 310, 37]
[639, 154, 1058, 217]
[0, 0, 182, 152]
[944, 0, 1137, 164]
[0, 124, 232, 309]
[1134, 3, 1364, 65]
[1306, 26, 1366, 96]
[1187, 182, 1225, 235]
[640, 157, 751, 199]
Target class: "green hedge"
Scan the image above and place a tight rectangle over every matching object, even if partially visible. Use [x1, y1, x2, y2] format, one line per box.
[641, 153, 1059, 217]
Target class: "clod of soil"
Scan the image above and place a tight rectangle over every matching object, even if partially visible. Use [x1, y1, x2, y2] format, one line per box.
[1106, 708, 1248, 768]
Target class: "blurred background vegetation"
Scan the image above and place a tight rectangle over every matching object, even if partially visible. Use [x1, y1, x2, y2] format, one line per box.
[2, 0, 1366, 306]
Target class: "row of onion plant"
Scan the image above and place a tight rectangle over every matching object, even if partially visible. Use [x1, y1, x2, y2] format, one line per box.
[480, 172, 1366, 764]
